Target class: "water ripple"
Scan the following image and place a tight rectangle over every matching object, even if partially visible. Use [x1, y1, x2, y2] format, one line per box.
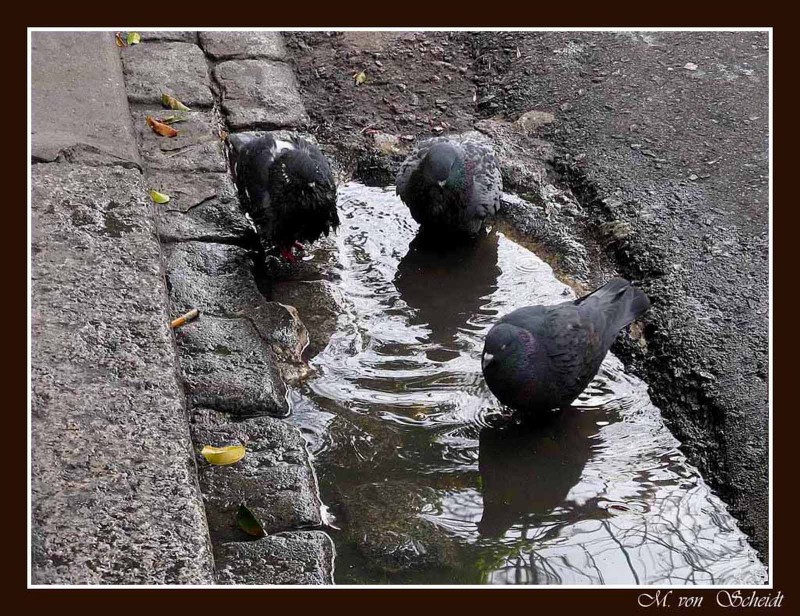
[288, 183, 767, 586]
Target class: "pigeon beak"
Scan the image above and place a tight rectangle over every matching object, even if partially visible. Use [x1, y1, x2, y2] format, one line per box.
[438, 180, 447, 188]
[481, 352, 494, 370]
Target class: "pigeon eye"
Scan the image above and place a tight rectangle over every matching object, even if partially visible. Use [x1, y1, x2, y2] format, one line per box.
[500, 343, 508, 351]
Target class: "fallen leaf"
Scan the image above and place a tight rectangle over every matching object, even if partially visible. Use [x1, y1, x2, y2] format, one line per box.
[158, 113, 188, 125]
[146, 115, 179, 137]
[127, 32, 141, 45]
[236, 504, 266, 538]
[115, 32, 126, 48]
[684, 62, 698, 71]
[149, 189, 170, 204]
[354, 70, 366, 85]
[201, 444, 246, 466]
[161, 93, 191, 112]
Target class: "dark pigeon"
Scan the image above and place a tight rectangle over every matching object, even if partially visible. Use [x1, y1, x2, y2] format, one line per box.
[229, 133, 339, 261]
[395, 136, 502, 236]
[481, 278, 650, 414]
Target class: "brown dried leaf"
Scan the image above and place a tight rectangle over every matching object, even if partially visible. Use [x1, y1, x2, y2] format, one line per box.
[146, 115, 179, 138]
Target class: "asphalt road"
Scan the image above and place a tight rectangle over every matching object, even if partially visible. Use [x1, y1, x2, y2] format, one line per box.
[290, 29, 771, 560]
[469, 30, 770, 558]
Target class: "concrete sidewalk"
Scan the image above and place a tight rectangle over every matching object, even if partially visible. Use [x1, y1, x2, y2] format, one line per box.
[30, 32, 215, 584]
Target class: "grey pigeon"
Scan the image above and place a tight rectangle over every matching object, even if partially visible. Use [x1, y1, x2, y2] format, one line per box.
[395, 136, 502, 236]
[482, 278, 650, 414]
[229, 133, 339, 262]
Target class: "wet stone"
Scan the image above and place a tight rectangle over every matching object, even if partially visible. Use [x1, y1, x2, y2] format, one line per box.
[270, 280, 344, 358]
[130, 106, 227, 173]
[200, 31, 287, 61]
[173, 314, 289, 418]
[342, 481, 460, 577]
[515, 109, 556, 133]
[191, 409, 323, 540]
[31, 31, 140, 167]
[498, 193, 591, 283]
[151, 171, 253, 244]
[372, 132, 410, 156]
[215, 531, 334, 585]
[31, 164, 214, 584]
[473, 120, 555, 188]
[121, 42, 214, 108]
[214, 60, 308, 130]
[138, 31, 198, 43]
[163, 241, 309, 367]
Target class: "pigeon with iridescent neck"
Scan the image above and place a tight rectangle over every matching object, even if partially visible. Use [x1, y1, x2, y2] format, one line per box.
[482, 278, 650, 415]
[396, 136, 502, 237]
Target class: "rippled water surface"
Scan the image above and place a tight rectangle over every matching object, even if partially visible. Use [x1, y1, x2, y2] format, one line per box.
[289, 183, 766, 585]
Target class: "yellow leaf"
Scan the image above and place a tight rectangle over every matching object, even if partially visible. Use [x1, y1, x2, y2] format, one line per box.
[236, 504, 266, 537]
[201, 444, 246, 466]
[161, 93, 191, 112]
[127, 32, 141, 45]
[115, 32, 126, 48]
[149, 189, 170, 204]
[354, 70, 366, 85]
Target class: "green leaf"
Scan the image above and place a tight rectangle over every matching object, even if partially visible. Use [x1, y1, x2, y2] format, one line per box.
[159, 113, 188, 125]
[127, 32, 141, 45]
[149, 189, 171, 204]
[354, 70, 366, 85]
[236, 504, 266, 538]
[161, 93, 191, 112]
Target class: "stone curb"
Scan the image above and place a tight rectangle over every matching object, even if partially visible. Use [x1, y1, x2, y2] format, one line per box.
[30, 164, 215, 584]
[119, 31, 335, 585]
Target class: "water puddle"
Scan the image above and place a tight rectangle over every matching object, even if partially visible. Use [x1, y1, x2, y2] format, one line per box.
[288, 183, 766, 585]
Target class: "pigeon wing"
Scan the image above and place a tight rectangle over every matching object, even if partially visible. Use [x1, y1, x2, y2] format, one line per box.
[462, 139, 502, 219]
[543, 302, 606, 401]
[396, 137, 444, 198]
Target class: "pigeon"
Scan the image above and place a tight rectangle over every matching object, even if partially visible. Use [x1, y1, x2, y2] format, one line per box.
[481, 278, 650, 414]
[229, 133, 339, 262]
[395, 136, 502, 237]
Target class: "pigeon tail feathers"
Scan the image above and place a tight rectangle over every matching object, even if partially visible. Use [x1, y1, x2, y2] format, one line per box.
[577, 277, 650, 330]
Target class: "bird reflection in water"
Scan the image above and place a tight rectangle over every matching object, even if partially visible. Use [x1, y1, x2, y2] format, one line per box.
[394, 230, 501, 359]
[477, 408, 611, 537]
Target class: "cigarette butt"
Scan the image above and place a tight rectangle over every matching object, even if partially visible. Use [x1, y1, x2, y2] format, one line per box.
[170, 308, 200, 329]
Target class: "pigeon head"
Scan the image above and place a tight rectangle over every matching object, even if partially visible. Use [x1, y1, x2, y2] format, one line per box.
[482, 322, 549, 411]
[482, 322, 525, 372]
[421, 142, 464, 189]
